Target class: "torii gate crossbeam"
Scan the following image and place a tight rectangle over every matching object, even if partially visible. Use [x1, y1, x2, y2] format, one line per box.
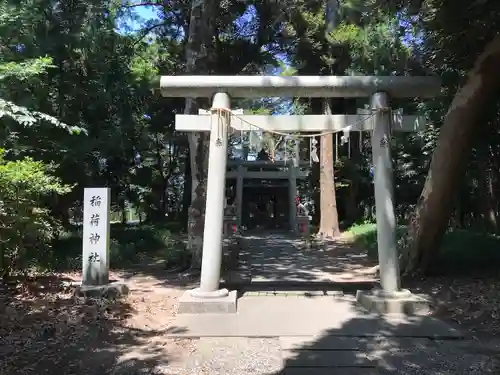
[160, 75, 439, 98]
[160, 75, 441, 315]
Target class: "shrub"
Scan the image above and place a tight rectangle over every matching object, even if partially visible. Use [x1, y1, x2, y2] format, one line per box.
[51, 223, 188, 271]
[0, 149, 72, 277]
[345, 222, 500, 275]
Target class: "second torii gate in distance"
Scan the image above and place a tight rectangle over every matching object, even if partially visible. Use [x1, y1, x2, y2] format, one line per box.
[160, 75, 440, 315]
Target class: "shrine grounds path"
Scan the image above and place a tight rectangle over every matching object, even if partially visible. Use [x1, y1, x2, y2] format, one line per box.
[1, 230, 500, 374]
[166, 231, 500, 374]
[224, 230, 380, 286]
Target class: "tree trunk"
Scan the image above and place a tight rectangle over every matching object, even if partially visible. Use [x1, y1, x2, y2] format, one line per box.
[120, 199, 127, 224]
[481, 167, 498, 233]
[318, 101, 341, 238]
[479, 144, 498, 233]
[183, 0, 217, 269]
[154, 133, 168, 218]
[344, 132, 361, 226]
[187, 129, 209, 268]
[318, 0, 342, 239]
[181, 150, 192, 231]
[402, 36, 500, 275]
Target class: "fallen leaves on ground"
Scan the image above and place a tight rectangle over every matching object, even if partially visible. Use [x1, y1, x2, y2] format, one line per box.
[407, 276, 500, 340]
[0, 269, 197, 375]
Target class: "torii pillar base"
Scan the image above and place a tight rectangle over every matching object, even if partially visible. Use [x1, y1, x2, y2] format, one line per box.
[178, 288, 237, 314]
[356, 289, 430, 316]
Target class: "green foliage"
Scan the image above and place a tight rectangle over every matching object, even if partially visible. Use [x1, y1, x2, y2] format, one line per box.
[0, 99, 81, 133]
[327, 22, 361, 45]
[0, 149, 72, 276]
[0, 0, 496, 277]
[0, 57, 54, 81]
[50, 223, 186, 271]
[334, 19, 411, 75]
[0, 54, 81, 133]
[130, 44, 160, 83]
[346, 222, 500, 275]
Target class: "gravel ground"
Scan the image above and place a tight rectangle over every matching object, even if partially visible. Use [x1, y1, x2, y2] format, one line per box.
[189, 338, 283, 374]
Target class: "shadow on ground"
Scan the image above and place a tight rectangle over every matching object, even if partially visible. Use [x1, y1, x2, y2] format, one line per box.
[265, 303, 500, 374]
[163, 293, 500, 374]
[0, 267, 194, 375]
[5, 228, 500, 374]
[223, 231, 378, 289]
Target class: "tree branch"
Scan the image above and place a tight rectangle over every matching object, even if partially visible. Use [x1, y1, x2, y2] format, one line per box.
[122, 2, 167, 9]
[132, 23, 166, 46]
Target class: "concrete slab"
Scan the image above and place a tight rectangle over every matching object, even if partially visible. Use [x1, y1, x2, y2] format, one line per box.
[177, 289, 237, 314]
[166, 295, 463, 339]
[356, 289, 431, 315]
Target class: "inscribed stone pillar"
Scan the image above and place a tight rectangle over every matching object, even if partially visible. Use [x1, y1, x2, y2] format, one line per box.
[82, 187, 110, 286]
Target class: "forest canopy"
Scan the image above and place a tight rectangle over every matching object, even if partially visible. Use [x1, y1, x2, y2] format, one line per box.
[1, 0, 500, 276]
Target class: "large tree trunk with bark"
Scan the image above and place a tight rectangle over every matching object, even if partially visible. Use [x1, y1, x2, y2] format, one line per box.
[318, 0, 342, 239]
[318, 103, 341, 238]
[402, 36, 500, 275]
[184, 0, 217, 269]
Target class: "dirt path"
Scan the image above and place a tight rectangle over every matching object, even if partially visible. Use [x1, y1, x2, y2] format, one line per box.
[236, 232, 379, 284]
[0, 263, 198, 375]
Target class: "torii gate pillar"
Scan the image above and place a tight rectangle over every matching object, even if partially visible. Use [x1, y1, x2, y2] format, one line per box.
[369, 92, 400, 294]
[178, 92, 238, 313]
[197, 93, 231, 295]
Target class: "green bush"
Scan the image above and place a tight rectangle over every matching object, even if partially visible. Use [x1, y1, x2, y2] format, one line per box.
[0, 149, 72, 277]
[345, 222, 500, 275]
[51, 222, 187, 271]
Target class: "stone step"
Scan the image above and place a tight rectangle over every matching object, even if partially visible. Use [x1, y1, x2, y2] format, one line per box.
[281, 349, 377, 367]
[283, 369, 382, 375]
[168, 296, 463, 338]
[280, 336, 364, 351]
[280, 336, 435, 351]
[233, 280, 378, 292]
[243, 290, 344, 297]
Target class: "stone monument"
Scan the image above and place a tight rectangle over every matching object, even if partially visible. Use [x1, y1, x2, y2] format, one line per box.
[74, 187, 128, 298]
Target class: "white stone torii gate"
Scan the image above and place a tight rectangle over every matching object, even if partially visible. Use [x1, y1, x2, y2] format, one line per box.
[160, 75, 440, 314]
